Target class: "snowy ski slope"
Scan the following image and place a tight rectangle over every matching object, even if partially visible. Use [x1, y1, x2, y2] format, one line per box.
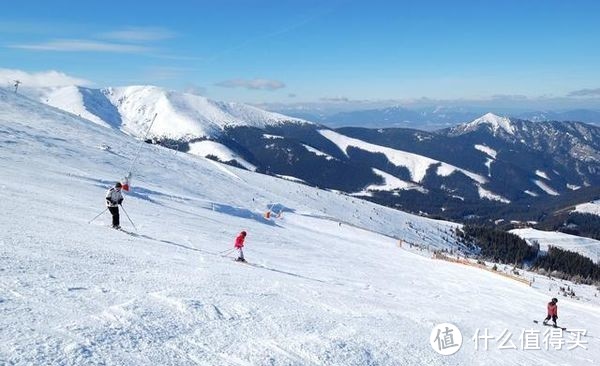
[510, 228, 600, 263]
[1, 89, 599, 365]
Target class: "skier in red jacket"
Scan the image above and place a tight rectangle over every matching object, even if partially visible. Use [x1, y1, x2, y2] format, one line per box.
[234, 231, 247, 262]
[543, 298, 558, 327]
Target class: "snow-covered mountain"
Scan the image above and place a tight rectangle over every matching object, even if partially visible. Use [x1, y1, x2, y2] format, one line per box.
[280, 105, 483, 130]
[28, 85, 310, 140]
[449, 113, 600, 164]
[452, 112, 516, 136]
[2, 83, 599, 366]
[516, 109, 600, 125]
[16, 85, 600, 223]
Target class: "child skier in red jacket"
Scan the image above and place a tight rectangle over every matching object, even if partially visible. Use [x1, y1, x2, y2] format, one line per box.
[234, 231, 247, 262]
[543, 298, 558, 327]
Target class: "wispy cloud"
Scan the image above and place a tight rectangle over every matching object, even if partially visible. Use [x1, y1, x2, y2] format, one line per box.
[10, 39, 152, 53]
[490, 94, 528, 100]
[184, 84, 207, 96]
[99, 27, 176, 42]
[320, 96, 351, 102]
[567, 88, 600, 97]
[0, 68, 92, 87]
[215, 78, 285, 90]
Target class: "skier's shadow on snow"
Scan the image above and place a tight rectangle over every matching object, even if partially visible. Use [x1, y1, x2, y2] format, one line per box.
[135, 233, 215, 254]
[126, 186, 189, 205]
[76, 175, 279, 226]
[245, 263, 326, 283]
[135, 233, 326, 284]
[73, 175, 194, 206]
[211, 203, 280, 227]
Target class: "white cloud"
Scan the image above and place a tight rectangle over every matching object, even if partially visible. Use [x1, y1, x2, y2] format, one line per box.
[99, 27, 176, 42]
[320, 96, 351, 102]
[10, 39, 151, 53]
[0, 68, 92, 87]
[215, 78, 285, 90]
[184, 84, 207, 96]
[568, 88, 600, 97]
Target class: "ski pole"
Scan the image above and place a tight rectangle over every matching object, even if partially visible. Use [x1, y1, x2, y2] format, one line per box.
[88, 208, 108, 224]
[119, 204, 137, 231]
[219, 248, 235, 255]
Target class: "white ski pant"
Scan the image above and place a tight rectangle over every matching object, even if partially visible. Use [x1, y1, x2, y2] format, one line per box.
[236, 247, 244, 260]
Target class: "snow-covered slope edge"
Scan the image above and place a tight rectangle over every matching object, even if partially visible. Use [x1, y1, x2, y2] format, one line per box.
[510, 228, 600, 263]
[1, 89, 599, 365]
[575, 199, 600, 216]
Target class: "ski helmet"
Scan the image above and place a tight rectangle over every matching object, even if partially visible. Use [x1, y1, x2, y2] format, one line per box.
[115, 182, 122, 188]
[241, 231, 247, 236]
[551, 298, 558, 303]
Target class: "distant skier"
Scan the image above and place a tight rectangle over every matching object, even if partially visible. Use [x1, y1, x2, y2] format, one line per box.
[234, 231, 247, 262]
[105, 182, 124, 229]
[543, 297, 559, 327]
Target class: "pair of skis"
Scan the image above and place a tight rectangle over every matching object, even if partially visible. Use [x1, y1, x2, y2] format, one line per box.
[218, 248, 247, 263]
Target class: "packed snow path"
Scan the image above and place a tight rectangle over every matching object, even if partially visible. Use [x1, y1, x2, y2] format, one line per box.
[1, 90, 599, 365]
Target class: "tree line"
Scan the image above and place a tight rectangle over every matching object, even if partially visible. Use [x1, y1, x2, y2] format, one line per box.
[457, 225, 600, 284]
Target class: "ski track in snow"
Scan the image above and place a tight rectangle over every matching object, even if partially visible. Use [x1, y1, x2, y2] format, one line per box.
[1, 89, 600, 365]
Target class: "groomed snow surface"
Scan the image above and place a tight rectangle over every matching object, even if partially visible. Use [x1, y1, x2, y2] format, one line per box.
[1, 90, 600, 365]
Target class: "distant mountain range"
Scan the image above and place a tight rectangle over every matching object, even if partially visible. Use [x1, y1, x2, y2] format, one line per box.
[19, 85, 600, 223]
[273, 106, 600, 130]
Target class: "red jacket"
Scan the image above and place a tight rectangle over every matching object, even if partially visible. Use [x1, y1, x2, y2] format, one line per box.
[547, 302, 558, 316]
[234, 234, 246, 248]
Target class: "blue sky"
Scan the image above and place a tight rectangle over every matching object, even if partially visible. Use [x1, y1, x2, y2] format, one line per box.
[2, 0, 600, 104]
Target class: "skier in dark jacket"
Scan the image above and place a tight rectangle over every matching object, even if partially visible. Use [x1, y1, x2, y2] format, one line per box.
[105, 182, 124, 229]
[543, 298, 558, 327]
